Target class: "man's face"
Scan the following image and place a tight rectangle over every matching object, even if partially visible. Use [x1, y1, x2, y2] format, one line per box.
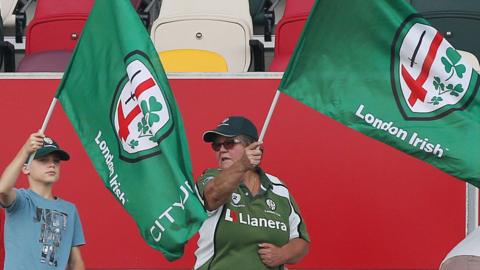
[212, 136, 244, 169]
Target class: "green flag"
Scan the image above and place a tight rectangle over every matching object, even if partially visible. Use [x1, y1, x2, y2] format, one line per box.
[55, 0, 207, 260]
[279, 0, 480, 187]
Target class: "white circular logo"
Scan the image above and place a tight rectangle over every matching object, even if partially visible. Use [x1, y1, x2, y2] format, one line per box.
[266, 199, 276, 211]
[110, 52, 174, 162]
[391, 17, 478, 120]
[231, 193, 241, 205]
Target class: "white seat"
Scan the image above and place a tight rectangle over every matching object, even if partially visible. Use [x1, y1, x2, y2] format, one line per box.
[150, 0, 253, 72]
[0, 0, 18, 28]
[458, 50, 480, 72]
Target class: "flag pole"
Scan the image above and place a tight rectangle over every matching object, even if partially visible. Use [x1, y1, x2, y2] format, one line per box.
[26, 98, 58, 167]
[466, 183, 479, 234]
[259, 90, 281, 141]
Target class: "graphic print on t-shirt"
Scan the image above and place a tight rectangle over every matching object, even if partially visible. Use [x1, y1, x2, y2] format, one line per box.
[33, 207, 68, 267]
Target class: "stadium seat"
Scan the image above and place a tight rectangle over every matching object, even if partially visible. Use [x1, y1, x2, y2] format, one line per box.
[1, 0, 32, 43]
[410, 0, 480, 60]
[409, 0, 480, 13]
[268, 0, 315, 71]
[439, 226, 480, 270]
[1, 0, 17, 28]
[133, 0, 160, 28]
[17, 0, 94, 72]
[160, 49, 228, 72]
[0, 5, 3, 69]
[249, 0, 276, 41]
[150, 0, 264, 72]
[458, 50, 480, 72]
[130, 0, 141, 9]
[0, 6, 15, 72]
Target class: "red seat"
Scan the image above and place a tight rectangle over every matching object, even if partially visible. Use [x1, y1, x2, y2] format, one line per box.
[17, 50, 72, 72]
[269, 0, 315, 71]
[17, 0, 94, 72]
[130, 0, 142, 9]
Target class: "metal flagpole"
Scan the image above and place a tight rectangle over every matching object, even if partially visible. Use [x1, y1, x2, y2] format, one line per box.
[259, 90, 281, 141]
[26, 98, 59, 168]
[466, 183, 479, 235]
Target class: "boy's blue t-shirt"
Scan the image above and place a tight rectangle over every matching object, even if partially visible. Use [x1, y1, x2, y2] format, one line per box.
[3, 188, 85, 270]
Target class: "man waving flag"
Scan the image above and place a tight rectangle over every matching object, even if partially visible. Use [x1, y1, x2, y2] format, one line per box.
[55, 0, 207, 260]
[278, 0, 480, 187]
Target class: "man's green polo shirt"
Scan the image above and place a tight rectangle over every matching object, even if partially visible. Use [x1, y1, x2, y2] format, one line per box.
[194, 168, 310, 270]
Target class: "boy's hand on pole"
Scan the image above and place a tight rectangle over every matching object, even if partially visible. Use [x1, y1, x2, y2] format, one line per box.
[23, 133, 45, 155]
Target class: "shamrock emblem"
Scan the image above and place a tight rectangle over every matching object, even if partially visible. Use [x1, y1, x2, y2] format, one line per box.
[433, 76, 444, 92]
[432, 76, 464, 98]
[446, 83, 464, 97]
[137, 117, 151, 136]
[137, 96, 163, 137]
[429, 96, 443, 105]
[141, 96, 163, 126]
[128, 139, 139, 149]
[441, 48, 466, 81]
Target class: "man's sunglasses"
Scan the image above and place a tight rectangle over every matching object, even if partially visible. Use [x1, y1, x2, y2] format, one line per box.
[211, 139, 241, 151]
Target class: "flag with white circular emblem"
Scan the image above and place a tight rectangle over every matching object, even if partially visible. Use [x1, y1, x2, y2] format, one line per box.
[279, 0, 480, 187]
[55, 0, 207, 261]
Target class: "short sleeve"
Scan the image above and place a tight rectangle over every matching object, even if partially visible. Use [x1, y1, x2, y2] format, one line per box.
[5, 188, 26, 213]
[72, 206, 86, 247]
[196, 168, 222, 215]
[288, 194, 310, 242]
[195, 168, 220, 202]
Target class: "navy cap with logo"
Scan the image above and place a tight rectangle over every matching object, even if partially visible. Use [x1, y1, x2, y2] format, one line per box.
[34, 137, 70, 161]
[203, 116, 259, 142]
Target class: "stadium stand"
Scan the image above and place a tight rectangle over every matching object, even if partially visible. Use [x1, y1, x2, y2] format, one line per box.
[0, 4, 15, 72]
[134, 0, 161, 29]
[16, 0, 94, 72]
[0, 4, 3, 70]
[160, 49, 228, 72]
[1, 0, 18, 30]
[410, 0, 480, 59]
[0, 4, 3, 69]
[1, 0, 31, 43]
[249, 0, 276, 42]
[131, 0, 141, 9]
[150, 0, 264, 72]
[268, 0, 314, 71]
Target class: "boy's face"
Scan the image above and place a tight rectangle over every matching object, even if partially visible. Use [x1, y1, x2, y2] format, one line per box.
[24, 153, 62, 184]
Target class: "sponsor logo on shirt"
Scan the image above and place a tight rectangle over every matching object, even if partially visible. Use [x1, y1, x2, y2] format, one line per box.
[224, 208, 287, 231]
[266, 199, 276, 211]
[231, 193, 241, 204]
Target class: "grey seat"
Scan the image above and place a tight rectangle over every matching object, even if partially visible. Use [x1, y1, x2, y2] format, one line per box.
[409, 0, 480, 59]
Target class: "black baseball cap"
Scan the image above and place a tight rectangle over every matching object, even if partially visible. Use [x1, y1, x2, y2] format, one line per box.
[203, 116, 259, 142]
[34, 137, 70, 161]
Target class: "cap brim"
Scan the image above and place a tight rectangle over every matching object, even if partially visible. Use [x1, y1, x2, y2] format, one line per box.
[202, 130, 236, 142]
[34, 149, 70, 161]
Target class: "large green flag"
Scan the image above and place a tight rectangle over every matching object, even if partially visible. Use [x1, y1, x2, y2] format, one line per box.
[55, 0, 207, 260]
[279, 0, 480, 187]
